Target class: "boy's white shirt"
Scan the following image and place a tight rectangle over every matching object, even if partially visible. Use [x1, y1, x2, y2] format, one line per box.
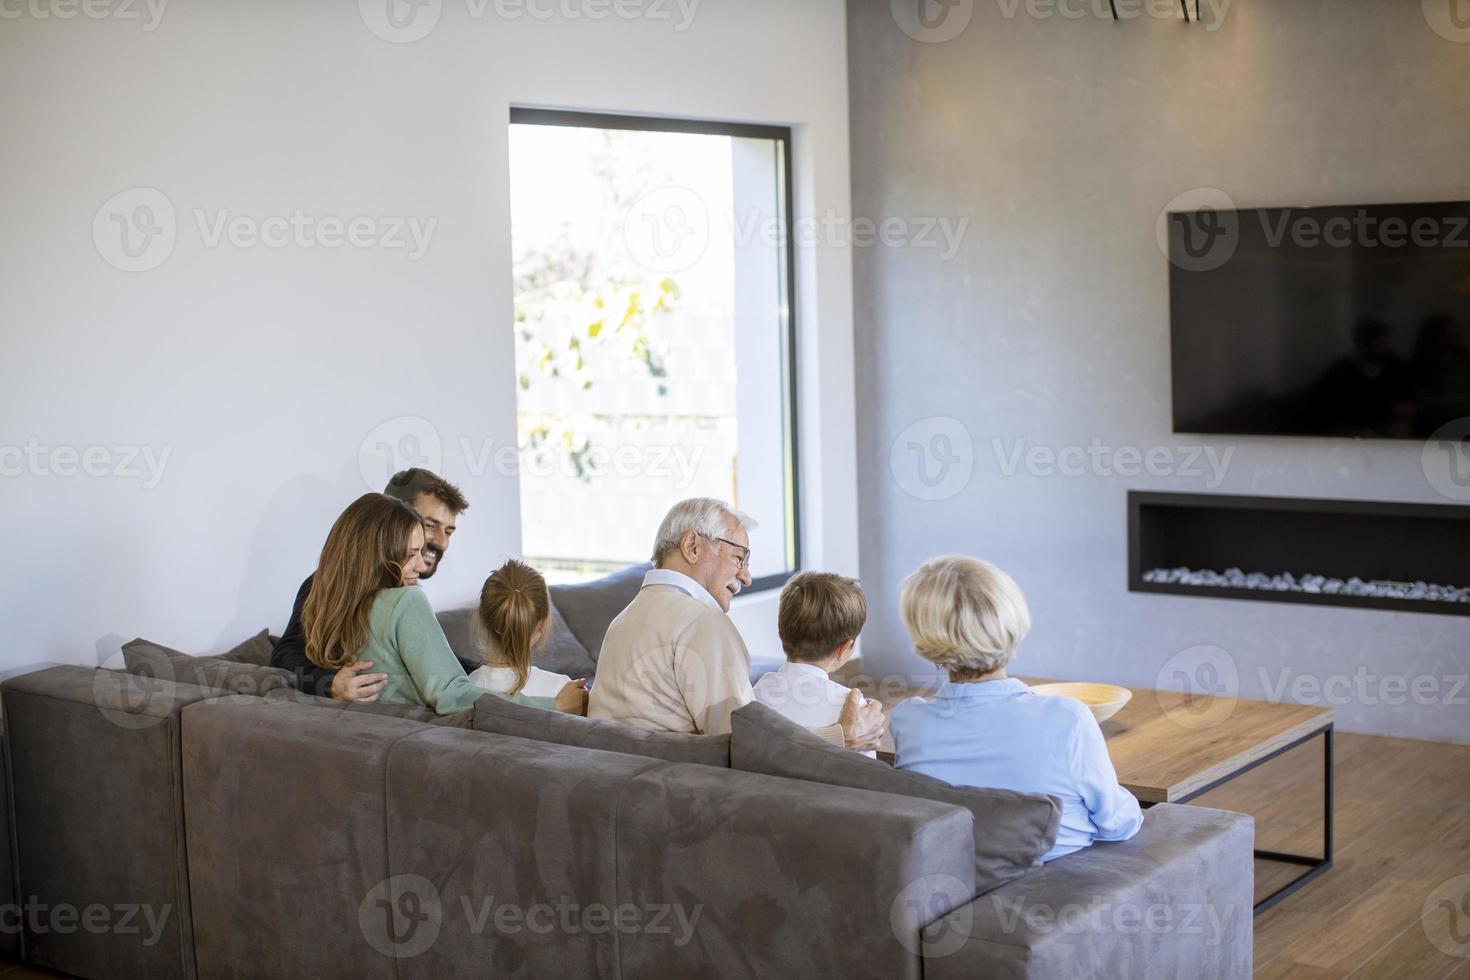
[467, 664, 572, 699]
[752, 661, 877, 758]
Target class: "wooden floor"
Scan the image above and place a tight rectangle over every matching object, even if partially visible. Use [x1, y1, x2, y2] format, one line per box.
[1194, 730, 1470, 978]
[1, 732, 1466, 978]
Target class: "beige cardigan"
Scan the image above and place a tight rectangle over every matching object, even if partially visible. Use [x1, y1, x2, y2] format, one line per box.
[589, 583, 843, 743]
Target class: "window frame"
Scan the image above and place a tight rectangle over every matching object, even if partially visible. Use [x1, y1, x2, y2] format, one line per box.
[508, 106, 802, 594]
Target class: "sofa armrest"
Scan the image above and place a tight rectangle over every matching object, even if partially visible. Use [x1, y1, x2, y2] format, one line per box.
[924, 803, 1254, 980]
[1, 666, 223, 980]
[611, 762, 977, 980]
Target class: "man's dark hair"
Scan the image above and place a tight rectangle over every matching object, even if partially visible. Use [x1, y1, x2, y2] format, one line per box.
[384, 468, 469, 515]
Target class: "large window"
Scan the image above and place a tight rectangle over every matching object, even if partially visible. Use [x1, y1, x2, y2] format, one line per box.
[508, 110, 799, 589]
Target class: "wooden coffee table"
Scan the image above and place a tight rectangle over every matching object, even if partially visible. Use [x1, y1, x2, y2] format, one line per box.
[851, 673, 1333, 915]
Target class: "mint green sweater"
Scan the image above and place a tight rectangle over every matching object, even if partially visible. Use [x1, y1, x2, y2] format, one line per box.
[364, 587, 555, 715]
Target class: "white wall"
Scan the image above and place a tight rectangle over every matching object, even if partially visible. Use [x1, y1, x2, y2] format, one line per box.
[848, 0, 1470, 743]
[0, 0, 856, 676]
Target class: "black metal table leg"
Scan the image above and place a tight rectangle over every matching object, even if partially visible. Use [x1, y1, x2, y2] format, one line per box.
[1167, 724, 1334, 916]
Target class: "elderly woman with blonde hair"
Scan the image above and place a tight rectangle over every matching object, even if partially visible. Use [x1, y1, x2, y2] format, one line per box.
[889, 555, 1142, 861]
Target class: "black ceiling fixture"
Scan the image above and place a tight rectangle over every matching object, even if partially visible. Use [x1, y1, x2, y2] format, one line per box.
[1109, 0, 1201, 20]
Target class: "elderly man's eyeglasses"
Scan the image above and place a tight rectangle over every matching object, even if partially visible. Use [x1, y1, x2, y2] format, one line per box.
[700, 533, 751, 571]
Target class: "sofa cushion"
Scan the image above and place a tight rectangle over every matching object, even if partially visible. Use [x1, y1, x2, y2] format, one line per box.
[473, 690, 730, 767]
[548, 562, 648, 661]
[436, 602, 595, 680]
[216, 628, 278, 666]
[729, 701, 1061, 896]
[121, 638, 295, 697]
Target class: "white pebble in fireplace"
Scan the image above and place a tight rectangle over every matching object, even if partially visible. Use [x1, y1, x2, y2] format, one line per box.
[1140, 567, 1470, 603]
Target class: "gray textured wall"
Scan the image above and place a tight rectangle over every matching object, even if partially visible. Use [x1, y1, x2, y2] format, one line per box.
[849, 0, 1470, 742]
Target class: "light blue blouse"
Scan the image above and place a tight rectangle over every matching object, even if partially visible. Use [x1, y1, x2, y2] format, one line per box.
[890, 677, 1143, 861]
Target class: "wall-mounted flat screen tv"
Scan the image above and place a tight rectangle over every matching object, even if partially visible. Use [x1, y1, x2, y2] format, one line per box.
[1169, 199, 1470, 439]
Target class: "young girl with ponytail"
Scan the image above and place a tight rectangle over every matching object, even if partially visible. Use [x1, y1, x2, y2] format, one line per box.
[467, 558, 589, 714]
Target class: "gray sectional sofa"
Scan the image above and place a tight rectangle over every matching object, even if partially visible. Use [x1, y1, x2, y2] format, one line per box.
[0, 568, 1255, 979]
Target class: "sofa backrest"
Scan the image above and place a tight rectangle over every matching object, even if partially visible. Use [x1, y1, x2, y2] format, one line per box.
[1, 665, 218, 980]
[472, 689, 730, 766]
[181, 695, 976, 979]
[121, 637, 295, 697]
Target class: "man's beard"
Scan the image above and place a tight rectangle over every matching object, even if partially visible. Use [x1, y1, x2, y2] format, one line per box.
[419, 547, 443, 580]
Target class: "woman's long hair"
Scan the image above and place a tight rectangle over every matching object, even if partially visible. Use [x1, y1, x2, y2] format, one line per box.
[477, 559, 550, 695]
[303, 493, 423, 669]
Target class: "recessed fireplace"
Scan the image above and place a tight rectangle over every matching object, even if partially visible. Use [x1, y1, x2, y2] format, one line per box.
[1127, 491, 1470, 617]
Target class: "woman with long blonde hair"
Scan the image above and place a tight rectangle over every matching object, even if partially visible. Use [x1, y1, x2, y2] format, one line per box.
[467, 559, 585, 705]
[303, 493, 583, 715]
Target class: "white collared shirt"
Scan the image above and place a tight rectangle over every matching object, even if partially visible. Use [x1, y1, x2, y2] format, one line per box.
[752, 661, 876, 758]
[641, 567, 722, 609]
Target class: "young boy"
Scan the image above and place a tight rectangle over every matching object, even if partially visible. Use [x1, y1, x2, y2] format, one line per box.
[754, 571, 876, 756]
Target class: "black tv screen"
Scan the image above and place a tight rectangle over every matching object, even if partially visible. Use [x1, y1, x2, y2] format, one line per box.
[1169, 199, 1470, 439]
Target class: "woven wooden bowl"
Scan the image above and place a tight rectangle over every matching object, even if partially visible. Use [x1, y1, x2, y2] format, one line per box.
[1030, 682, 1133, 723]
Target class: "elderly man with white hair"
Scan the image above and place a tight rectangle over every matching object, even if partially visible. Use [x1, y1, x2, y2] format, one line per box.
[589, 497, 884, 747]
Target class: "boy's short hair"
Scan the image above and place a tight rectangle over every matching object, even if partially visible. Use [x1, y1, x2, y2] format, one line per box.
[384, 467, 469, 515]
[778, 571, 868, 664]
[900, 555, 1030, 676]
